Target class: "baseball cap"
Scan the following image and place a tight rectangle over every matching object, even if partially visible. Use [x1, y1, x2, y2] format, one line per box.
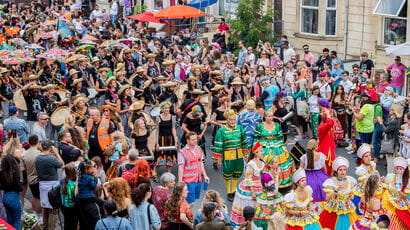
[9, 106, 17, 114]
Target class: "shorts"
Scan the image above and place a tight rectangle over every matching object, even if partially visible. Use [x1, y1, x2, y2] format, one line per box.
[186, 181, 201, 204]
[29, 182, 40, 199]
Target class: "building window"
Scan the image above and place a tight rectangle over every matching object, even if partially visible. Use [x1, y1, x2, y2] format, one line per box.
[301, 0, 319, 34]
[325, 0, 336, 35]
[383, 2, 407, 45]
[373, 0, 406, 16]
[154, 0, 163, 10]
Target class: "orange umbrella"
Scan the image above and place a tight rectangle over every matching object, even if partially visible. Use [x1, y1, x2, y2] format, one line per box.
[154, 5, 206, 19]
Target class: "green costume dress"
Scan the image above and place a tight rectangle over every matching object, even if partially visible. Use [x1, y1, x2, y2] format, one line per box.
[254, 122, 296, 188]
[212, 124, 248, 179]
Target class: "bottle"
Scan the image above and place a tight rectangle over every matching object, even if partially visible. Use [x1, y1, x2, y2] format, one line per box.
[203, 179, 209, 191]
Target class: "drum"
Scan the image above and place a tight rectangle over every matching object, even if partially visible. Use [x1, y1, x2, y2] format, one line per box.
[176, 83, 187, 104]
[88, 88, 98, 98]
[55, 89, 69, 102]
[200, 94, 211, 123]
[50, 106, 71, 126]
[150, 107, 160, 117]
[13, 89, 27, 111]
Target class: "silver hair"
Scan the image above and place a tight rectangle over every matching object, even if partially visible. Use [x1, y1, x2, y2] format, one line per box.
[159, 172, 176, 187]
[128, 148, 139, 161]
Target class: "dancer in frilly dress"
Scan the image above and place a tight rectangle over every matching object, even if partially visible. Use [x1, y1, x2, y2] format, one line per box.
[320, 156, 358, 230]
[253, 155, 283, 230]
[283, 168, 321, 230]
[230, 142, 265, 227]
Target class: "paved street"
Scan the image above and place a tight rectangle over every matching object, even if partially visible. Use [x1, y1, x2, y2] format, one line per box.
[22, 124, 387, 223]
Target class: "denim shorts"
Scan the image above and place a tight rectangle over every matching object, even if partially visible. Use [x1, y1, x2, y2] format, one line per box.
[186, 181, 201, 203]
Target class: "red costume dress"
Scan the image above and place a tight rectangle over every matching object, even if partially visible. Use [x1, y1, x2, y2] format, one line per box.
[317, 114, 335, 176]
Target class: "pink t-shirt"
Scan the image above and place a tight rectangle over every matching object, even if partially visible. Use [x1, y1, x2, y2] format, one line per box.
[387, 63, 407, 87]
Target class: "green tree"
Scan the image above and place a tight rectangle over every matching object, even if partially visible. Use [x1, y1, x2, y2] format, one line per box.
[230, 0, 274, 48]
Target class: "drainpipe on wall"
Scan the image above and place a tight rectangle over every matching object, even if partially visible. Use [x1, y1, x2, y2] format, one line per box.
[343, 0, 349, 60]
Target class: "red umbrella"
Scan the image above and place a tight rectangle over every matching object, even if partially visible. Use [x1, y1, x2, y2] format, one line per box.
[127, 12, 168, 24]
[155, 5, 206, 19]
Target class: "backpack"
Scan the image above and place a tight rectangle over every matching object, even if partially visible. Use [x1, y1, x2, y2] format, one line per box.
[48, 185, 62, 210]
[121, 164, 135, 182]
[333, 118, 344, 140]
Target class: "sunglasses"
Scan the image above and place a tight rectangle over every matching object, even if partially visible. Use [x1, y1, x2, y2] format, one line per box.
[103, 109, 110, 112]
[40, 118, 49, 120]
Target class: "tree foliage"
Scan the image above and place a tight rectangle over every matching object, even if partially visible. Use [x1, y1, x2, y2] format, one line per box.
[230, 0, 274, 48]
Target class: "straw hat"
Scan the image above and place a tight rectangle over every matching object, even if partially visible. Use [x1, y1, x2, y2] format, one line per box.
[210, 70, 223, 76]
[73, 95, 89, 107]
[78, 57, 90, 62]
[98, 105, 115, 112]
[190, 64, 202, 73]
[124, 49, 133, 54]
[136, 66, 144, 73]
[186, 76, 197, 81]
[145, 53, 156, 58]
[143, 79, 153, 88]
[71, 78, 83, 87]
[98, 67, 111, 73]
[29, 85, 42, 90]
[117, 84, 131, 95]
[162, 60, 175, 65]
[190, 89, 205, 95]
[162, 81, 178, 88]
[28, 75, 39, 81]
[211, 84, 224, 92]
[91, 57, 100, 63]
[230, 77, 245, 85]
[42, 84, 56, 90]
[69, 69, 79, 76]
[129, 100, 145, 111]
[154, 76, 167, 81]
[104, 77, 116, 87]
[0, 68, 10, 74]
[116, 63, 125, 70]
[115, 70, 126, 77]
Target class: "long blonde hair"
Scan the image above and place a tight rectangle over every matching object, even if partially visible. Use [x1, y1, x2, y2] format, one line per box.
[132, 118, 147, 136]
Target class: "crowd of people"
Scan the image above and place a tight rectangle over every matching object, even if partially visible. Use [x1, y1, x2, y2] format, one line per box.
[0, 1, 410, 230]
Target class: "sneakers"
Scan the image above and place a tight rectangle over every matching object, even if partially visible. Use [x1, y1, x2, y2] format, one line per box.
[347, 150, 355, 155]
[345, 144, 353, 151]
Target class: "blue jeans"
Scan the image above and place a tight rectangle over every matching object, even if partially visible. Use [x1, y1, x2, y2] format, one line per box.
[3, 191, 21, 230]
[372, 123, 383, 158]
[358, 132, 373, 149]
[392, 86, 402, 96]
[110, 15, 117, 25]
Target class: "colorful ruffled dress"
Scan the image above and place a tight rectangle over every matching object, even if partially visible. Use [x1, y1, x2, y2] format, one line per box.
[300, 153, 328, 201]
[254, 171, 283, 230]
[319, 176, 358, 230]
[230, 159, 265, 226]
[381, 173, 410, 229]
[350, 199, 384, 230]
[352, 162, 382, 215]
[283, 186, 321, 230]
[254, 122, 296, 188]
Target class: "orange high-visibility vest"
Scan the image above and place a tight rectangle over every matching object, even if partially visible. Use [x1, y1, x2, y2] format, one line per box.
[180, 146, 202, 183]
[86, 118, 112, 151]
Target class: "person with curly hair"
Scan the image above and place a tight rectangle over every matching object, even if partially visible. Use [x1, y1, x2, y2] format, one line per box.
[129, 183, 161, 230]
[128, 158, 152, 188]
[104, 177, 131, 218]
[165, 182, 193, 230]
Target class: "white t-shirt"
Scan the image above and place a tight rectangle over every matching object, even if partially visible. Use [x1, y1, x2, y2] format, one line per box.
[110, 2, 118, 15]
[340, 80, 353, 94]
[313, 80, 332, 98]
